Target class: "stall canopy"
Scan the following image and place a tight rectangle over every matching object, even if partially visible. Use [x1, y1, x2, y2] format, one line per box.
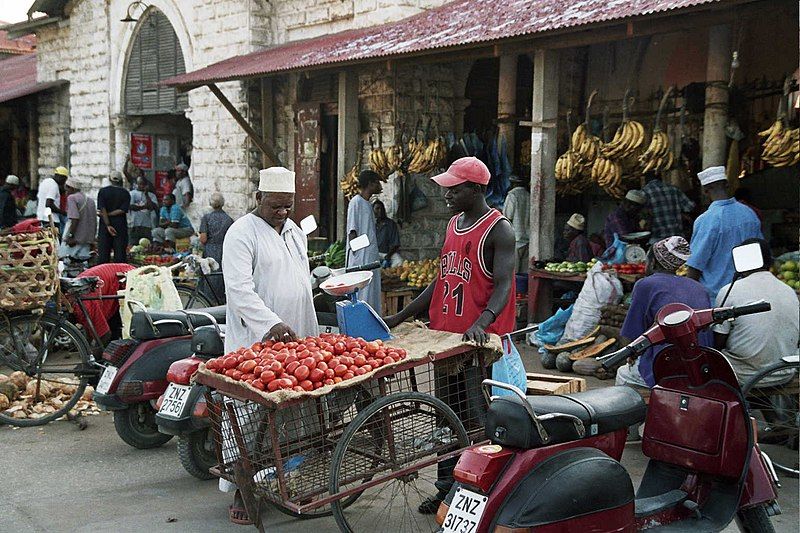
[0, 54, 65, 105]
[164, 0, 725, 90]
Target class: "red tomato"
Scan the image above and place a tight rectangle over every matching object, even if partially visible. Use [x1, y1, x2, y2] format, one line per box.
[333, 377, 343, 384]
[225, 368, 237, 378]
[287, 375, 299, 387]
[236, 354, 245, 363]
[294, 365, 311, 381]
[302, 357, 316, 369]
[300, 380, 314, 391]
[239, 360, 257, 373]
[363, 364, 373, 372]
[309, 368, 325, 382]
[321, 351, 333, 363]
[272, 342, 285, 350]
[367, 358, 378, 367]
[231, 370, 243, 381]
[355, 367, 366, 376]
[325, 368, 335, 379]
[343, 372, 354, 380]
[375, 350, 386, 359]
[252, 379, 265, 391]
[329, 357, 340, 368]
[273, 351, 287, 362]
[333, 342, 346, 355]
[285, 361, 300, 375]
[290, 386, 302, 392]
[269, 361, 283, 374]
[260, 370, 276, 383]
[383, 356, 396, 365]
[334, 364, 348, 377]
[365, 342, 379, 354]
[349, 365, 358, 373]
[297, 349, 309, 360]
[346, 341, 360, 352]
[241, 373, 255, 382]
[286, 342, 298, 349]
[251, 343, 263, 352]
[267, 379, 282, 392]
[341, 356, 354, 367]
[206, 359, 218, 370]
[284, 354, 298, 366]
[324, 378, 335, 386]
[253, 365, 264, 376]
[317, 361, 328, 372]
[313, 382, 324, 390]
[354, 355, 367, 367]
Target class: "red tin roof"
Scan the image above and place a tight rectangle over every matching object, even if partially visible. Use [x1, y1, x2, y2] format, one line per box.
[0, 53, 64, 104]
[0, 20, 36, 55]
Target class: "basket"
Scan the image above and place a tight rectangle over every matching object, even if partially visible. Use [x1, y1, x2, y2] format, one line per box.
[0, 228, 59, 310]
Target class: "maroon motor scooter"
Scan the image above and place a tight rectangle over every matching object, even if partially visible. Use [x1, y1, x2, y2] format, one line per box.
[437, 297, 781, 533]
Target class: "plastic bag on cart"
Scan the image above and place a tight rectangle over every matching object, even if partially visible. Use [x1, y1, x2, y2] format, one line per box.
[562, 262, 622, 342]
[491, 338, 527, 397]
[601, 233, 627, 265]
[532, 305, 573, 347]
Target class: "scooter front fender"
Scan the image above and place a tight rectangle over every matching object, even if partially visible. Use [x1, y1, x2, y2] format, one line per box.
[739, 445, 779, 509]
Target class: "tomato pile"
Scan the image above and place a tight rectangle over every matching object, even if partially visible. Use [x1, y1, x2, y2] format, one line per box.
[205, 333, 408, 393]
[603, 263, 646, 275]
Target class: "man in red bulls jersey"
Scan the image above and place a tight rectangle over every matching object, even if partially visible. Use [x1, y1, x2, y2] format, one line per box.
[385, 156, 516, 514]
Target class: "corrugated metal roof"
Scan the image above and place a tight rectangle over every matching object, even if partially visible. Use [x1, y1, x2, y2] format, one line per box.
[0, 21, 37, 55]
[0, 53, 65, 104]
[164, 0, 724, 89]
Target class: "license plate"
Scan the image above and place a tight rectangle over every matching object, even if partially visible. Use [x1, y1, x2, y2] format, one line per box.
[96, 366, 118, 394]
[441, 487, 487, 533]
[158, 384, 192, 418]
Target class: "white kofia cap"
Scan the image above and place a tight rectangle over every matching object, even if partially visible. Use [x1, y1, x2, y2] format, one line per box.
[258, 167, 295, 193]
[566, 213, 585, 231]
[697, 166, 727, 186]
[5, 175, 19, 185]
[625, 189, 647, 205]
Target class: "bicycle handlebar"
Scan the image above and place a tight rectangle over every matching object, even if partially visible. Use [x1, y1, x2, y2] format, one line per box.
[345, 261, 381, 273]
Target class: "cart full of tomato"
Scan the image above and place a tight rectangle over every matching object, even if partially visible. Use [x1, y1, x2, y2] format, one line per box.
[204, 333, 408, 393]
[603, 263, 646, 275]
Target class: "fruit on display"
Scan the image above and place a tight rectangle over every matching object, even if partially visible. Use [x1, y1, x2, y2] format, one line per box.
[204, 334, 408, 394]
[591, 157, 624, 198]
[759, 119, 800, 168]
[604, 263, 646, 275]
[368, 128, 393, 180]
[543, 258, 598, 274]
[129, 237, 152, 254]
[383, 259, 439, 288]
[0, 371, 100, 421]
[324, 241, 346, 269]
[775, 259, 800, 290]
[638, 130, 674, 173]
[600, 119, 646, 160]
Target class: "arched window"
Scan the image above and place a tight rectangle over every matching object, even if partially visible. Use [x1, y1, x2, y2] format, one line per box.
[123, 9, 188, 115]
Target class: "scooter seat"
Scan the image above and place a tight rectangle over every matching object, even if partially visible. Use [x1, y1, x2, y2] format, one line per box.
[130, 306, 227, 341]
[486, 386, 646, 449]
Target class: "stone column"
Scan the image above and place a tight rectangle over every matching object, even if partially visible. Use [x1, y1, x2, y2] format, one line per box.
[337, 70, 359, 240]
[702, 24, 731, 169]
[529, 49, 559, 263]
[498, 55, 517, 168]
[27, 100, 39, 187]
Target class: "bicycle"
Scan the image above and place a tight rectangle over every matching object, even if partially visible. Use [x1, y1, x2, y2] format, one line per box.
[0, 277, 116, 426]
[743, 354, 799, 480]
[172, 256, 225, 308]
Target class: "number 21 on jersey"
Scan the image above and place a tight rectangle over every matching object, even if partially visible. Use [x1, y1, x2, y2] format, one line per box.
[441, 281, 465, 316]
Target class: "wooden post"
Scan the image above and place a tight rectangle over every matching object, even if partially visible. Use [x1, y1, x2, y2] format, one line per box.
[260, 78, 274, 169]
[529, 49, 559, 264]
[337, 70, 359, 241]
[702, 25, 731, 169]
[27, 99, 38, 188]
[498, 54, 518, 168]
[207, 83, 281, 167]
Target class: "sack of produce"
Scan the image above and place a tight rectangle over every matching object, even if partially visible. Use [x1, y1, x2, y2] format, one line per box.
[562, 263, 623, 342]
[121, 265, 183, 338]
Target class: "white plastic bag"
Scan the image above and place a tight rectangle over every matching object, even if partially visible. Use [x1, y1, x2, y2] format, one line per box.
[121, 265, 184, 338]
[562, 262, 623, 342]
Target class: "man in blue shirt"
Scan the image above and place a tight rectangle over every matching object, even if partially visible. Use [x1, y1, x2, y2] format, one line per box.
[686, 166, 762, 299]
[152, 193, 194, 251]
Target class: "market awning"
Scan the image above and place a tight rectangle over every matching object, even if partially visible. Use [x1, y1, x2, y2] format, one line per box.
[163, 0, 724, 90]
[0, 54, 66, 105]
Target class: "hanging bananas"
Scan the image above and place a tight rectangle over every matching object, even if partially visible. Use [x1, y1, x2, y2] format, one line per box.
[600, 120, 645, 160]
[571, 124, 602, 169]
[368, 142, 392, 179]
[638, 130, 674, 173]
[760, 119, 800, 168]
[407, 136, 447, 174]
[591, 157, 622, 189]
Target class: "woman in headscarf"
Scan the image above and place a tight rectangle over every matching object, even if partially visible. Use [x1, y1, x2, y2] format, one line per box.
[615, 236, 713, 388]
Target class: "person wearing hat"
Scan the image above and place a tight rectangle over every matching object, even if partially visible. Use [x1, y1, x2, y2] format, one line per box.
[503, 175, 530, 272]
[0, 175, 20, 228]
[555, 213, 593, 263]
[97, 170, 131, 264]
[36, 166, 68, 226]
[173, 162, 193, 209]
[685, 166, 762, 298]
[346, 170, 383, 313]
[616, 236, 712, 389]
[220, 167, 318, 525]
[603, 189, 646, 248]
[59, 177, 97, 258]
[384, 156, 517, 514]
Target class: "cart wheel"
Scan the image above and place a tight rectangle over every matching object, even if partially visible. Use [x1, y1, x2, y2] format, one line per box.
[329, 391, 469, 532]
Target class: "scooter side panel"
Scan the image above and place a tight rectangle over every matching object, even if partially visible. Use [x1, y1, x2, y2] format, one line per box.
[114, 336, 193, 401]
[532, 502, 635, 533]
[739, 446, 779, 508]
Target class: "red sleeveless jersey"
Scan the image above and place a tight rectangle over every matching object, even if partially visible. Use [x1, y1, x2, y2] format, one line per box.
[429, 209, 516, 335]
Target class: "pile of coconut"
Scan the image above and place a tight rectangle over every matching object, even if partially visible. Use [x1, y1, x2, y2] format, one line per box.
[0, 371, 100, 422]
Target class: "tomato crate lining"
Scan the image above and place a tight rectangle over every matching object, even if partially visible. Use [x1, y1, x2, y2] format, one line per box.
[205, 353, 489, 509]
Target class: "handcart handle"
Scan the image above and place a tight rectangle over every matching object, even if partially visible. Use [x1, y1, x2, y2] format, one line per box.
[504, 324, 539, 342]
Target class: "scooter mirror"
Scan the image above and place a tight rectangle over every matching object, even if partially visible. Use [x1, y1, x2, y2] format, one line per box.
[732, 242, 764, 274]
[300, 215, 318, 235]
[350, 234, 370, 252]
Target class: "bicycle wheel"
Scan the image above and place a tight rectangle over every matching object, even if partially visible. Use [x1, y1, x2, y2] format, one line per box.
[0, 313, 94, 427]
[329, 391, 470, 533]
[743, 359, 799, 478]
[176, 283, 213, 309]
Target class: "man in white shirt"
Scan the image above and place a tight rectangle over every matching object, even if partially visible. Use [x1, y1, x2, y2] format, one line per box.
[173, 163, 193, 209]
[220, 166, 318, 524]
[714, 238, 800, 386]
[37, 166, 68, 227]
[503, 176, 530, 272]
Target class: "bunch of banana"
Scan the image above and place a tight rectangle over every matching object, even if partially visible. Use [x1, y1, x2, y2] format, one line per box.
[368, 142, 392, 179]
[638, 130, 674, 173]
[555, 151, 581, 181]
[591, 157, 622, 189]
[340, 143, 364, 201]
[760, 119, 800, 168]
[556, 180, 584, 196]
[407, 137, 447, 174]
[384, 144, 401, 174]
[571, 124, 601, 166]
[600, 120, 645, 160]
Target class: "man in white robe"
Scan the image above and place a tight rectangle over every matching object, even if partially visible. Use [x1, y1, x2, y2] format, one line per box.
[220, 166, 318, 525]
[346, 170, 382, 313]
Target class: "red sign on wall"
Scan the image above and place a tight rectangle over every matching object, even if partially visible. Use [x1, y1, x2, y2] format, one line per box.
[130, 134, 153, 169]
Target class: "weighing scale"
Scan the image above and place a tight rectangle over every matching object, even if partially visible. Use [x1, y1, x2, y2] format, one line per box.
[319, 271, 392, 341]
[621, 231, 651, 264]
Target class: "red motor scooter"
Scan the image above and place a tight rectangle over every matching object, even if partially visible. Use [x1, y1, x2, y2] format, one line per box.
[437, 297, 781, 533]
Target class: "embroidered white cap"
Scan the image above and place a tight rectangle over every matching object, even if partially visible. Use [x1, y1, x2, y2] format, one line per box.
[697, 166, 727, 186]
[566, 213, 585, 231]
[258, 167, 295, 193]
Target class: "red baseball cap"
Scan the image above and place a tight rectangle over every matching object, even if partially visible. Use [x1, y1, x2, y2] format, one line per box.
[431, 157, 491, 187]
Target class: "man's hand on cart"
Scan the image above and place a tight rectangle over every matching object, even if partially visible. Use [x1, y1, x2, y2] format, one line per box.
[264, 322, 298, 342]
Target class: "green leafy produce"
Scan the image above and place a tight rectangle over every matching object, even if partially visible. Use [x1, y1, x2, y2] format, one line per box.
[325, 241, 346, 268]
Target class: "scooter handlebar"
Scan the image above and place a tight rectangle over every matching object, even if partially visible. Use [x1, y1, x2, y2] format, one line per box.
[600, 337, 652, 370]
[712, 300, 771, 322]
[345, 261, 381, 273]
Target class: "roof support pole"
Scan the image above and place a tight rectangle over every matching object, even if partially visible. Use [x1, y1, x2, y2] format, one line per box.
[337, 70, 359, 241]
[528, 49, 559, 266]
[206, 83, 281, 167]
[27, 99, 38, 188]
[498, 54, 518, 168]
[701, 24, 731, 169]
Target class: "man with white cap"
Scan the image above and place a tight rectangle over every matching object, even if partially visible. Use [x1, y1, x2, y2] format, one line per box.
[603, 189, 646, 248]
[220, 166, 318, 524]
[37, 166, 68, 226]
[686, 166, 762, 298]
[59, 177, 97, 258]
[555, 213, 593, 262]
[0, 175, 20, 228]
